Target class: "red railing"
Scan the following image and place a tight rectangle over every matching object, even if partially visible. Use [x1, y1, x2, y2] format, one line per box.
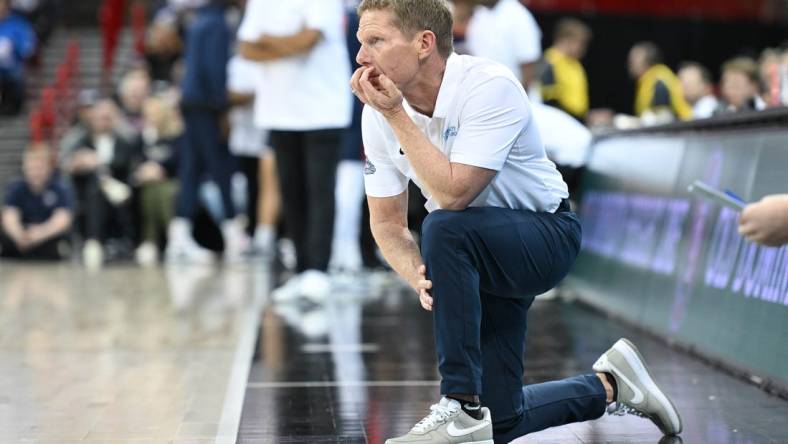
[29, 39, 81, 146]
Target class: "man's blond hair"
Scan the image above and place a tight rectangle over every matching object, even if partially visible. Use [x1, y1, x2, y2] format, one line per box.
[358, 0, 454, 58]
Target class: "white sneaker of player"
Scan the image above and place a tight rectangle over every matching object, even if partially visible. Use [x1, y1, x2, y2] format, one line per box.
[222, 218, 251, 263]
[165, 218, 215, 264]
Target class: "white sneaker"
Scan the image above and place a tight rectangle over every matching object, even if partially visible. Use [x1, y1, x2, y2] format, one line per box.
[593, 338, 683, 435]
[271, 273, 304, 303]
[386, 397, 493, 444]
[329, 238, 363, 273]
[165, 218, 215, 264]
[222, 218, 251, 262]
[135, 241, 158, 267]
[82, 239, 104, 269]
[299, 270, 331, 303]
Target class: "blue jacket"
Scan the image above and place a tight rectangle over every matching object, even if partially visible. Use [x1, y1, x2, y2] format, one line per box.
[0, 13, 35, 76]
[180, 4, 229, 111]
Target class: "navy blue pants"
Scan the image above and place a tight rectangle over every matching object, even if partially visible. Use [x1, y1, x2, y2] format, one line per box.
[421, 206, 606, 443]
[176, 109, 236, 220]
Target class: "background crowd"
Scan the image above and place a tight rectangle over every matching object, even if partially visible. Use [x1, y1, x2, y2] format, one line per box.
[1, 0, 787, 298]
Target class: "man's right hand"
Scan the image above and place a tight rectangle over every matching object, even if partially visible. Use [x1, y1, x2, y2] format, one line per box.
[413, 264, 434, 311]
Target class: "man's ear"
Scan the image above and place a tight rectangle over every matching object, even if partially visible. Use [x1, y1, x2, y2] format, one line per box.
[416, 30, 437, 60]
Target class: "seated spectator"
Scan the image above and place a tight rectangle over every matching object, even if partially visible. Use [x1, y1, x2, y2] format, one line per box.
[11, 0, 57, 65]
[628, 41, 692, 122]
[144, 18, 183, 83]
[117, 68, 152, 135]
[757, 48, 782, 107]
[677, 62, 718, 119]
[60, 99, 140, 268]
[541, 18, 591, 121]
[715, 57, 763, 115]
[60, 88, 100, 157]
[0, 0, 35, 115]
[1, 146, 72, 260]
[133, 96, 181, 266]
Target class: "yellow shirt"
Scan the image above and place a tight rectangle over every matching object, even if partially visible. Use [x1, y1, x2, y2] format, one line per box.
[541, 48, 589, 119]
[635, 64, 692, 120]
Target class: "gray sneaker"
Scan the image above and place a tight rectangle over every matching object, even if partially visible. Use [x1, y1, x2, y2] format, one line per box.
[386, 397, 493, 444]
[593, 338, 683, 435]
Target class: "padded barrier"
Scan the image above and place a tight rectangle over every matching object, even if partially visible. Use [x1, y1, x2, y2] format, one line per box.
[566, 108, 788, 391]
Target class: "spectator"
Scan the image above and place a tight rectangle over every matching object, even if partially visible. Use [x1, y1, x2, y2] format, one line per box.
[167, 0, 248, 263]
[629, 41, 692, 122]
[117, 68, 152, 135]
[739, 194, 788, 247]
[60, 99, 140, 268]
[226, 53, 281, 258]
[757, 48, 781, 107]
[60, 88, 100, 158]
[238, 0, 352, 298]
[541, 18, 591, 120]
[459, 0, 542, 91]
[1, 146, 72, 260]
[715, 56, 763, 115]
[133, 96, 182, 266]
[11, 0, 57, 65]
[677, 62, 718, 119]
[144, 18, 183, 83]
[0, 0, 35, 115]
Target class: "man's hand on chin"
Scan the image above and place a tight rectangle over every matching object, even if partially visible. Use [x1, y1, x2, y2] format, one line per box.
[350, 66, 404, 118]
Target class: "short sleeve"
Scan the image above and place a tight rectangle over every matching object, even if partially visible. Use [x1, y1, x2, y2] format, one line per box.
[509, 6, 541, 64]
[450, 76, 527, 171]
[3, 180, 24, 208]
[361, 107, 408, 198]
[237, 0, 266, 41]
[52, 181, 74, 211]
[303, 0, 343, 35]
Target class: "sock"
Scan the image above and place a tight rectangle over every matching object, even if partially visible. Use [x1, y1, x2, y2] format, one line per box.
[604, 372, 618, 402]
[447, 396, 483, 420]
[254, 225, 275, 249]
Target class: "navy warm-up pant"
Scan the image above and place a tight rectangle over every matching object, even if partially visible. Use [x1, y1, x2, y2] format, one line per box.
[176, 109, 236, 221]
[420, 204, 607, 443]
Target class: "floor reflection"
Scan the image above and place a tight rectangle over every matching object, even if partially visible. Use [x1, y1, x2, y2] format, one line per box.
[0, 261, 269, 442]
[241, 273, 788, 444]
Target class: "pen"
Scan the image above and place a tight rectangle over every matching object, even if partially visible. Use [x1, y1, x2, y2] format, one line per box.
[723, 189, 746, 205]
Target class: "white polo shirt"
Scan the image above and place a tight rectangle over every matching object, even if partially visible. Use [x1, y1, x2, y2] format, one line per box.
[237, 0, 352, 131]
[362, 54, 568, 213]
[465, 0, 542, 83]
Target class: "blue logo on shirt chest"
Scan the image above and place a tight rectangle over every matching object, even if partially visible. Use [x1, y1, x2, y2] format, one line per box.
[443, 126, 458, 142]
